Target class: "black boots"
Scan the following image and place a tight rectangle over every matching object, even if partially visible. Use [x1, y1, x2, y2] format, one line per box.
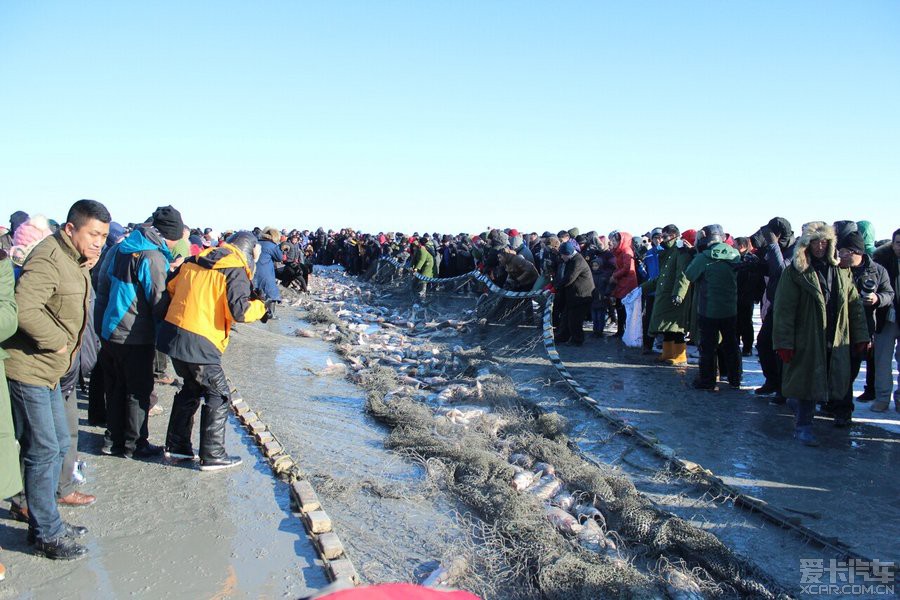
[198, 401, 242, 472]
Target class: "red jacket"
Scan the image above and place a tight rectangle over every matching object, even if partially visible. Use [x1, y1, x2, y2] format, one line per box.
[611, 231, 638, 299]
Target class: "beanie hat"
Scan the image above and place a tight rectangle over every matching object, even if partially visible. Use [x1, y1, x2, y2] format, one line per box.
[9, 211, 29, 233]
[151, 206, 184, 241]
[12, 215, 52, 247]
[567, 227, 580, 238]
[508, 228, 519, 238]
[106, 221, 126, 247]
[560, 241, 576, 256]
[837, 231, 865, 255]
[766, 217, 793, 239]
[682, 229, 697, 247]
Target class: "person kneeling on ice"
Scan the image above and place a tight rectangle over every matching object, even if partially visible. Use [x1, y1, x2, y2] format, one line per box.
[158, 231, 273, 470]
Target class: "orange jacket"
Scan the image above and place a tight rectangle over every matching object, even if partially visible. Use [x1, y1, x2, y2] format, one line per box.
[157, 243, 267, 363]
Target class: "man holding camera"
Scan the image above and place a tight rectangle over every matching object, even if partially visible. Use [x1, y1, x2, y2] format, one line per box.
[157, 231, 271, 471]
[835, 232, 893, 423]
[872, 228, 900, 413]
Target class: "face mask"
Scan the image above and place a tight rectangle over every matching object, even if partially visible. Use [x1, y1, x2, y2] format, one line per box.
[675, 239, 684, 248]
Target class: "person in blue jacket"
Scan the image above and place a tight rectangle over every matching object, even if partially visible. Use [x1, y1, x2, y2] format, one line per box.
[254, 227, 283, 303]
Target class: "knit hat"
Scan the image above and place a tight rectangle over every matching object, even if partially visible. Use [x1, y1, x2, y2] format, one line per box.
[560, 241, 576, 256]
[682, 229, 697, 246]
[106, 221, 126, 247]
[12, 215, 52, 247]
[541, 231, 553, 238]
[9, 211, 29, 233]
[151, 206, 184, 241]
[567, 227, 580, 238]
[508, 228, 519, 238]
[650, 227, 663, 237]
[837, 231, 865, 255]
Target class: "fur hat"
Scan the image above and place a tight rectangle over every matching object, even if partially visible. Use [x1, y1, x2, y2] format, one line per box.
[261, 227, 281, 243]
[793, 221, 837, 271]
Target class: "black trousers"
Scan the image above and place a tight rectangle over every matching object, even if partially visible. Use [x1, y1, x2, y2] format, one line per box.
[756, 310, 782, 392]
[556, 298, 590, 344]
[166, 359, 231, 460]
[87, 359, 106, 425]
[831, 352, 862, 420]
[102, 342, 155, 452]
[697, 315, 741, 386]
[642, 295, 656, 349]
[736, 302, 755, 353]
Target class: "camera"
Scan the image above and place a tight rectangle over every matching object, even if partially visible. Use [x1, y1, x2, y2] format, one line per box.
[861, 279, 877, 294]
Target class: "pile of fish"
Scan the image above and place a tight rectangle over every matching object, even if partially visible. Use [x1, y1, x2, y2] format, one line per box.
[301, 269, 711, 599]
[296, 274, 494, 408]
[506, 452, 621, 559]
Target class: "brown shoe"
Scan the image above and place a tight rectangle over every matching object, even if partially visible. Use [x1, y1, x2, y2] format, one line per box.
[8, 504, 29, 523]
[57, 491, 96, 507]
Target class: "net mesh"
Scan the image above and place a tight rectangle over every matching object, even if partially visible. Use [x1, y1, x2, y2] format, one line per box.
[312, 259, 791, 599]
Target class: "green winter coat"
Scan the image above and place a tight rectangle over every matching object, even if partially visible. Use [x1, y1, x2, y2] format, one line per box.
[2, 231, 91, 388]
[412, 245, 435, 278]
[684, 243, 740, 319]
[773, 258, 868, 401]
[0, 256, 23, 498]
[642, 240, 693, 333]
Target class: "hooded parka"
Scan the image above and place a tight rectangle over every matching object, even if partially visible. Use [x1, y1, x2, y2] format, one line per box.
[773, 223, 869, 401]
[642, 239, 693, 334]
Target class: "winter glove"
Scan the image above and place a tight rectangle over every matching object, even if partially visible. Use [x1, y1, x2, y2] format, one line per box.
[776, 348, 794, 364]
[853, 341, 871, 356]
[671, 295, 683, 306]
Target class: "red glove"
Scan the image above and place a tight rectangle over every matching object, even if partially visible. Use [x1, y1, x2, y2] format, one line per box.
[543, 283, 557, 294]
[776, 348, 794, 364]
[853, 341, 871, 356]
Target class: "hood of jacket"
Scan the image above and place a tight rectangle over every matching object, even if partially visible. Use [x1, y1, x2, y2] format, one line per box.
[194, 242, 255, 279]
[705, 242, 740, 262]
[119, 225, 172, 260]
[793, 221, 838, 272]
[856, 220, 876, 255]
[613, 231, 634, 255]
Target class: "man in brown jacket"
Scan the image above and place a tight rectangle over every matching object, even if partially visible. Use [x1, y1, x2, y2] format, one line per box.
[3, 199, 110, 560]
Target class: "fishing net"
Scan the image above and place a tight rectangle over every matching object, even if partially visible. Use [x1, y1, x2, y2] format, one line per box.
[306, 259, 791, 599]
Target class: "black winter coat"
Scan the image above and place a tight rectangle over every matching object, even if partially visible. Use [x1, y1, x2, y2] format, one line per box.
[873, 243, 900, 333]
[558, 253, 594, 303]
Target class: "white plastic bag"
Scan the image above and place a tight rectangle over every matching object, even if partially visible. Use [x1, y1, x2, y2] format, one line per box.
[622, 286, 643, 348]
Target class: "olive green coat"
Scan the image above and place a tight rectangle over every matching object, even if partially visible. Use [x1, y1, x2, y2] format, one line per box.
[0, 256, 23, 498]
[773, 260, 868, 401]
[412, 245, 435, 278]
[642, 240, 693, 334]
[2, 232, 91, 388]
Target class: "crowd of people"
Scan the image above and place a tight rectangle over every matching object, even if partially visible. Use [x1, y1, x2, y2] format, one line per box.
[0, 203, 898, 572]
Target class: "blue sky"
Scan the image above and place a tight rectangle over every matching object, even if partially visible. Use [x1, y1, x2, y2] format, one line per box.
[1, 1, 898, 238]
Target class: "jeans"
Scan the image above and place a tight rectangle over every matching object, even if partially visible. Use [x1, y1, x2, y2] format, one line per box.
[8, 379, 68, 541]
[787, 396, 817, 427]
[874, 319, 900, 404]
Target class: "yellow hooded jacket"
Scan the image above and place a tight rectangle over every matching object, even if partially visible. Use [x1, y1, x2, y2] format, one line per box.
[157, 243, 267, 364]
